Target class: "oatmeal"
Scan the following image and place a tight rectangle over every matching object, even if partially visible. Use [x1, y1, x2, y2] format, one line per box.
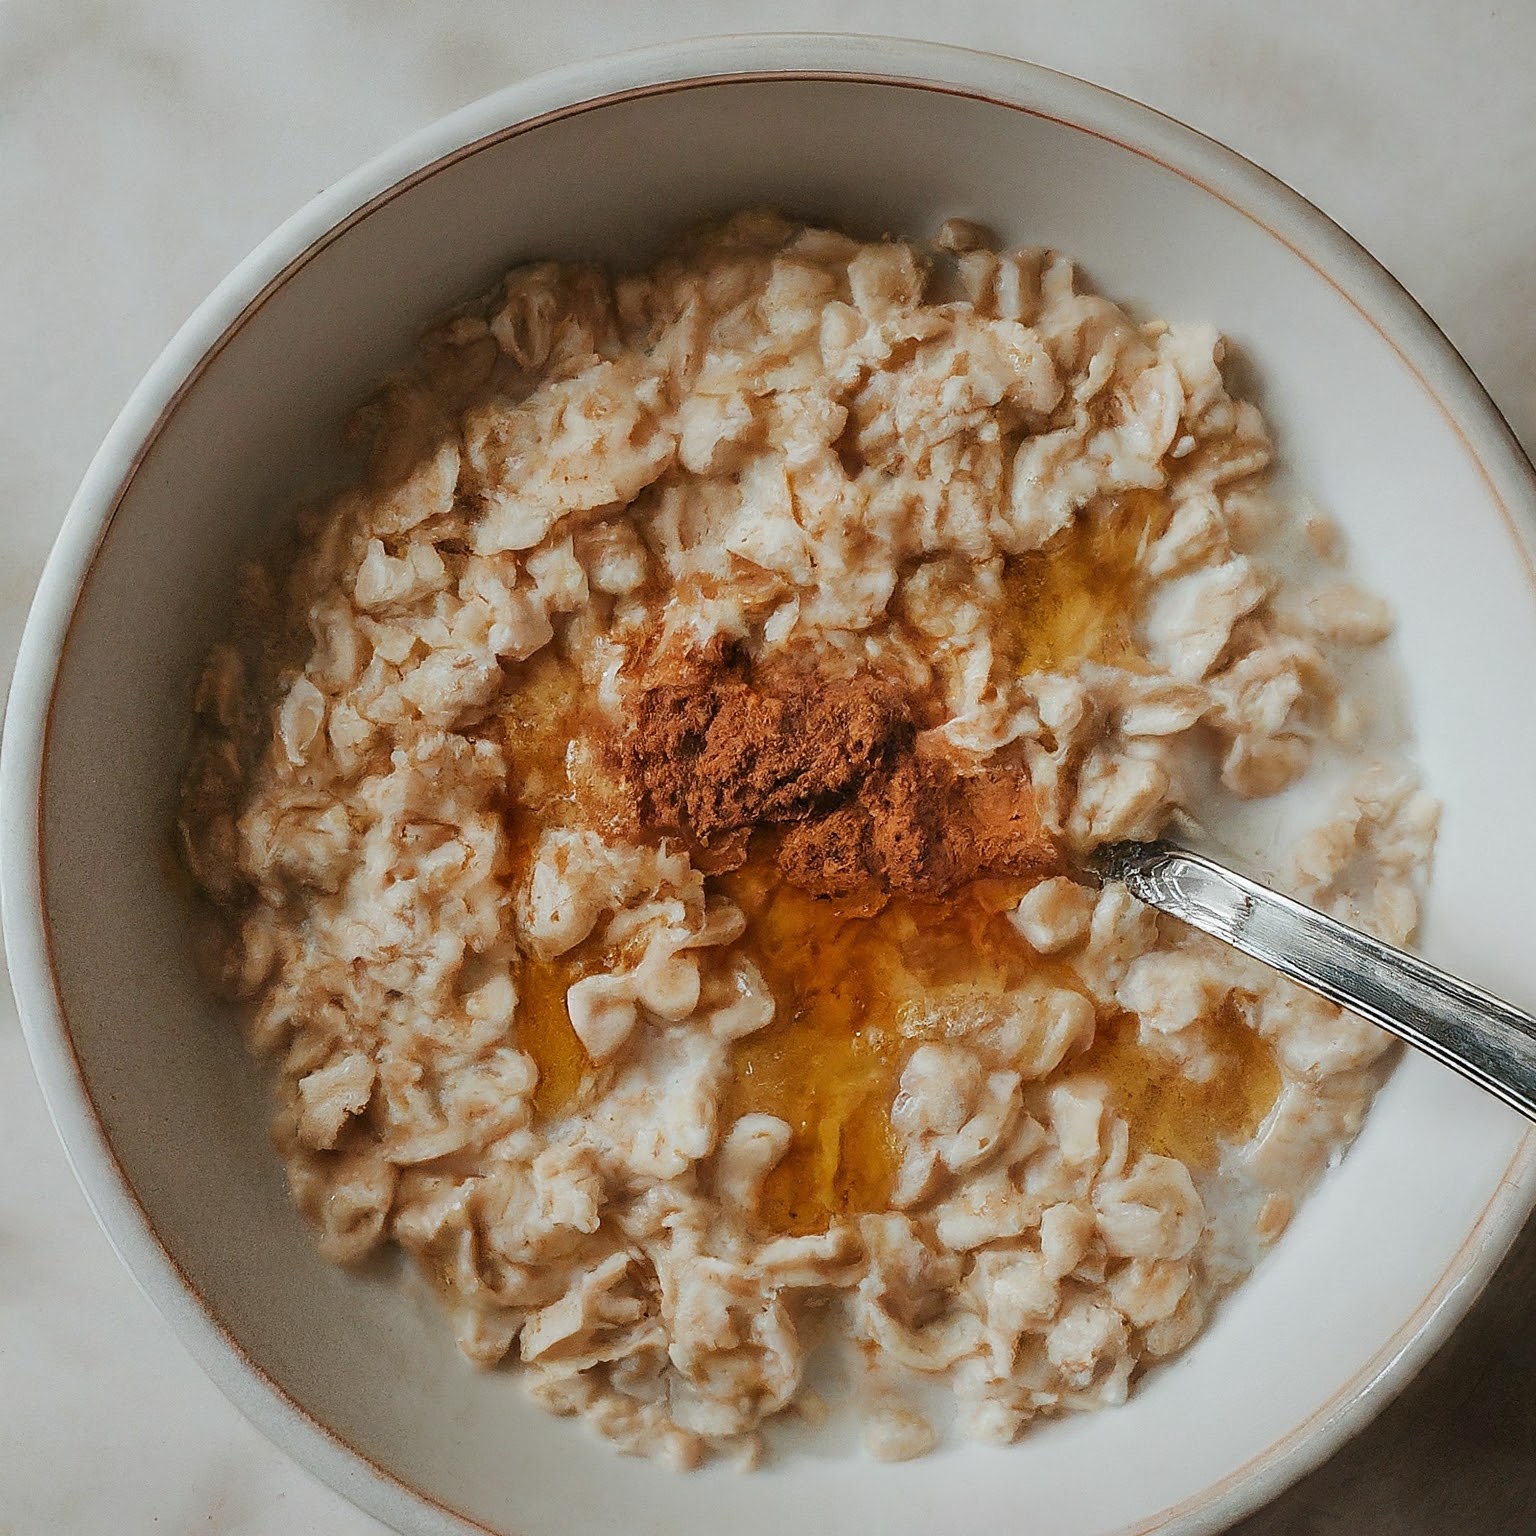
[178, 211, 1438, 1467]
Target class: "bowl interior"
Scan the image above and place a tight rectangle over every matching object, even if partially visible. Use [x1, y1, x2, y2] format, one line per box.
[34, 72, 1536, 1536]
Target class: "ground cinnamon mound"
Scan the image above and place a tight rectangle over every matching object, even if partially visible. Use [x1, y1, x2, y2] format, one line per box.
[617, 650, 1058, 897]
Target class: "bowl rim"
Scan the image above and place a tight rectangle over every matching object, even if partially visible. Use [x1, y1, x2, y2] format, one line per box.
[5, 31, 1536, 1536]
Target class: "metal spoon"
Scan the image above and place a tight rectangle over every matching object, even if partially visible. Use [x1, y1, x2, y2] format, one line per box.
[1089, 839, 1536, 1123]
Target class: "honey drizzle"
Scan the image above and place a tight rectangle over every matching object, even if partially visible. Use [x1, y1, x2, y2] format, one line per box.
[715, 863, 1049, 1236]
[717, 871, 905, 1237]
[496, 490, 1282, 1232]
[495, 646, 605, 1120]
[1056, 997, 1282, 1170]
[496, 645, 594, 830]
[999, 488, 1170, 676]
[506, 822, 1281, 1232]
[516, 952, 591, 1119]
[714, 853, 1280, 1233]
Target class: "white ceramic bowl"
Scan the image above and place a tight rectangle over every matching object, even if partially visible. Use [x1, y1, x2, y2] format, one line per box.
[6, 33, 1536, 1536]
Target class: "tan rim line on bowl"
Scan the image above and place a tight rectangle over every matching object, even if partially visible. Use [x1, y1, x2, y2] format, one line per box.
[18, 50, 1536, 1536]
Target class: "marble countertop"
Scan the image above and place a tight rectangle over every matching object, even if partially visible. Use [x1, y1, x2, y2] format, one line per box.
[3, 3, 1534, 1531]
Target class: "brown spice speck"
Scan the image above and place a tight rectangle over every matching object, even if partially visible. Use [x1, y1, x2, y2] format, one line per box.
[616, 646, 1058, 897]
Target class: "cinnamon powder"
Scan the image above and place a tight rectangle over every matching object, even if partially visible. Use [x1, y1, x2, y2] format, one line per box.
[616, 647, 1058, 897]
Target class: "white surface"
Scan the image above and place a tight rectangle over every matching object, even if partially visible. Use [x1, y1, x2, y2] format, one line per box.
[18, 39, 1536, 1536]
[1, 7, 1534, 1536]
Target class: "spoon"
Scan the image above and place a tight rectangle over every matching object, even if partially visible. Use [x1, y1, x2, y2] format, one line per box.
[1088, 839, 1536, 1123]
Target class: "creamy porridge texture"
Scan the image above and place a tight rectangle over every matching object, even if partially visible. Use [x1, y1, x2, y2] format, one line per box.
[178, 211, 1438, 1467]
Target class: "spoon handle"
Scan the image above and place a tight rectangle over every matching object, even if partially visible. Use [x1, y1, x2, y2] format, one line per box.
[1090, 840, 1536, 1123]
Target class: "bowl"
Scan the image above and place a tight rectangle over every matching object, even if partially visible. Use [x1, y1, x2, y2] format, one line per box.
[5, 32, 1536, 1536]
